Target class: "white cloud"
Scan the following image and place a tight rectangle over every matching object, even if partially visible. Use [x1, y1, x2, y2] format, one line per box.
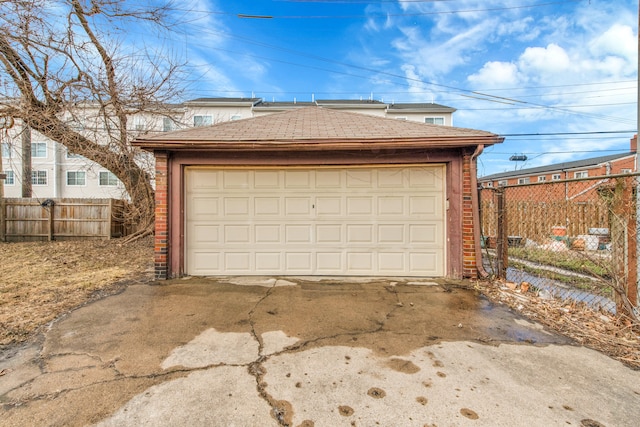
[392, 19, 496, 80]
[518, 44, 571, 74]
[468, 61, 520, 88]
[589, 24, 637, 62]
[495, 17, 540, 42]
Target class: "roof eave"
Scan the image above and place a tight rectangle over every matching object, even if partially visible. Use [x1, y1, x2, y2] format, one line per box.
[133, 136, 504, 152]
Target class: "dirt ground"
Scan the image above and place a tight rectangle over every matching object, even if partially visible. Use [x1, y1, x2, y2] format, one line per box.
[1, 237, 639, 369]
[0, 237, 154, 346]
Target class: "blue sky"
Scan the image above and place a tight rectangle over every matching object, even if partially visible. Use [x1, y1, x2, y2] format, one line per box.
[161, 0, 637, 176]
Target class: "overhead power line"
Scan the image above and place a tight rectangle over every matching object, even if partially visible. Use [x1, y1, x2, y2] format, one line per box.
[500, 130, 636, 137]
[173, 1, 583, 19]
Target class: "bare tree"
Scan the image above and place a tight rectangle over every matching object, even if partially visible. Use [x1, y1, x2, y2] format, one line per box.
[0, 0, 184, 237]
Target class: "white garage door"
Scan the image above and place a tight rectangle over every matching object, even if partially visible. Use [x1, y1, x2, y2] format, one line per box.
[185, 165, 445, 276]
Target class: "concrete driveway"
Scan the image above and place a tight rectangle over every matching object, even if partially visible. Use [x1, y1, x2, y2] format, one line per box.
[1, 277, 639, 427]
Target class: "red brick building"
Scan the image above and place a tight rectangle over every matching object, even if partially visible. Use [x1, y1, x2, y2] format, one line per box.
[479, 136, 637, 202]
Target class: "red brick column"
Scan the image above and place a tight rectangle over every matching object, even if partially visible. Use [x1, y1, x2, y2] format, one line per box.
[462, 153, 477, 278]
[154, 151, 169, 279]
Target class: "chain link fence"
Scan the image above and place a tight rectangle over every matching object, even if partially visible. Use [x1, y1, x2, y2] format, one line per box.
[480, 174, 639, 320]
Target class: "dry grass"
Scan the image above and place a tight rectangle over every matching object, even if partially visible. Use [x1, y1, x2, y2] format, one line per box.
[0, 237, 154, 346]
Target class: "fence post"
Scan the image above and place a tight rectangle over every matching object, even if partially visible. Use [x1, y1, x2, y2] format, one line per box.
[0, 149, 4, 242]
[41, 199, 55, 241]
[610, 178, 638, 315]
[636, 174, 640, 311]
[0, 186, 4, 242]
[625, 178, 638, 307]
[496, 188, 508, 279]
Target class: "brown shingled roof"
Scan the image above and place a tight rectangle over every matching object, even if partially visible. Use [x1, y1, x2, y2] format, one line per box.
[134, 106, 503, 151]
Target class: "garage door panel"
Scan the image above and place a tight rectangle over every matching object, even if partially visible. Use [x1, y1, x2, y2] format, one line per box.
[224, 198, 250, 216]
[285, 170, 311, 188]
[224, 170, 250, 189]
[346, 170, 373, 188]
[316, 197, 342, 215]
[190, 170, 220, 189]
[316, 224, 342, 243]
[378, 169, 404, 187]
[192, 197, 219, 217]
[285, 198, 312, 215]
[316, 170, 341, 188]
[256, 225, 281, 243]
[285, 225, 312, 243]
[409, 224, 442, 244]
[254, 170, 280, 188]
[316, 252, 343, 272]
[347, 197, 373, 215]
[190, 251, 221, 274]
[409, 168, 443, 189]
[186, 166, 445, 276]
[378, 197, 404, 215]
[225, 253, 251, 271]
[224, 225, 250, 243]
[410, 253, 440, 275]
[378, 253, 405, 272]
[255, 253, 281, 271]
[378, 225, 405, 243]
[286, 253, 312, 271]
[347, 225, 374, 243]
[190, 224, 220, 243]
[255, 198, 280, 215]
[409, 196, 442, 216]
[347, 252, 374, 271]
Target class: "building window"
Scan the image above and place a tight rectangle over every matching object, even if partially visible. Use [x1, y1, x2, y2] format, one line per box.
[574, 171, 588, 179]
[518, 177, 530, 185]
[31, 170, 47, 185]
[162, 117, 174, 132]
[424, 117, 445, 125]
[0, 116, 14, 129]
[538, 176, 546, 182]
[1, 142, 11, 158]
[552, 174, 561, 181]
[230, 115, 242, 121]
[132, 116, 146, 131]
[621, 168, 632, 174]
[31, 142, 47, 158]
[67, 171, 86, 186]
[99, 171, 119, 186]
[498, 180, 508, 186]
[4, 170, 14, 185]
[395, 117, 407, 121]
[194, 115, 212, 127]
[485, 182, 493, 188]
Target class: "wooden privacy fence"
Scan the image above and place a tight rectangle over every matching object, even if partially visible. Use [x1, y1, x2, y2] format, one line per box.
[0, 198, 129, 242]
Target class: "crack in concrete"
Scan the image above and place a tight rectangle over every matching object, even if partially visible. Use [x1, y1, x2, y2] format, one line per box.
[246, 281, 294, 427]
[240, 279, 408, 427]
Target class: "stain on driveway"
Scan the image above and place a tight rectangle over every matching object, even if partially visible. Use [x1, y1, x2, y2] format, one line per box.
[1, 277, 639, 426]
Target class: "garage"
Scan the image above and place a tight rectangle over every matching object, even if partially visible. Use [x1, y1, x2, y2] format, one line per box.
[133, 106, 503, 279]
[185, 165, 445, 276]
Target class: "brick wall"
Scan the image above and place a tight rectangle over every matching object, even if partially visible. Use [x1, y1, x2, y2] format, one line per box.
[462, 152, 477, 278]
[154, 152, 169, 279]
